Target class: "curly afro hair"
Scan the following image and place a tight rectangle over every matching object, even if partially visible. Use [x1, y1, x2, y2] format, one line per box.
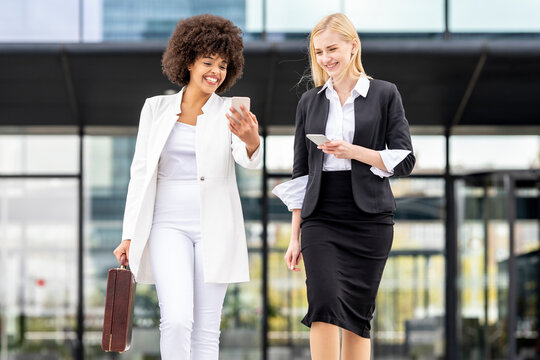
[162, 14, 244, 94]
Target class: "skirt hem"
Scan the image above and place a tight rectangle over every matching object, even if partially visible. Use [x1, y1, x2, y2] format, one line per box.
[301, 315, 371, 339]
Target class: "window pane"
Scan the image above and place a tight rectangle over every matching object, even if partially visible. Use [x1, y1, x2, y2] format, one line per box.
[456, 179, 513, 358]
[266, 0, 444, 33]
[0, 0, 79, 42]
[245, 0, 263, 33]
[0, 135, 79, 175]
[514, 184, 539, 358]
[411, 135, 446, 175]
[450, 0, 540, 32]
[266, 0, 340, 33]
[267, 135, 294, 174]
[0, 179, 78, 359]
[450, 136, 540, 174]
[346, 0, 444, 33]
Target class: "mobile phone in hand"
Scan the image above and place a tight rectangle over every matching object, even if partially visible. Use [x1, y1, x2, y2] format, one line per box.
[231, 97, 251, 121]
[306, 134, 330, 146]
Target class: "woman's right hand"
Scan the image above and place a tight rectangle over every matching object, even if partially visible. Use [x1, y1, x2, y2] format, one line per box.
[113, 239, 131, 266]
[284, 239, 302, 272]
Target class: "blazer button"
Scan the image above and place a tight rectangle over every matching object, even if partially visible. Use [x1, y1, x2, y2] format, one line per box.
[200, 176, 205, 181]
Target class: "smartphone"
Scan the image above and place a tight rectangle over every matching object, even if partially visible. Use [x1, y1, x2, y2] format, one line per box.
[306, 134, 330, 146]
[231, 97, 251, 120]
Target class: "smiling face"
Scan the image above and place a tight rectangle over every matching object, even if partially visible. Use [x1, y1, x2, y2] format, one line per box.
[313, 29, 357, 80]
[187, 54, 228, 95]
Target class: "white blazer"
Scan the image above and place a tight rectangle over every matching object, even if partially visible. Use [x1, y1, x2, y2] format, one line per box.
[121, 89, 263, 284]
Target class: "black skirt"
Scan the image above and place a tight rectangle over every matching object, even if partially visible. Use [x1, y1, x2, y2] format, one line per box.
[300, 170, 394, 338]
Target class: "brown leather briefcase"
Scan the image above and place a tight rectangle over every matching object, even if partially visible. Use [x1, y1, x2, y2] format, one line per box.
[102, 254, 136, 352]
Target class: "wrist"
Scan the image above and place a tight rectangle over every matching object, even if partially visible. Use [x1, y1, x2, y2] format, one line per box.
[246, 139, 260, 153]
[246, 143, 259, 154]
[353, 144, 364, 161]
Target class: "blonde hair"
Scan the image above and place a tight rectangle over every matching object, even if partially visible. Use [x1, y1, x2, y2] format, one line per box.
[309, 13, 368, 87]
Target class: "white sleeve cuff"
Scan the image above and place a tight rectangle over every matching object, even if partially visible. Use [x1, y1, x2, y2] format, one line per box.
[370, 166, 393, 178]
[271, 175, 308, 211]
[247, 142, 262, 161]
[371, 149, 411, 178]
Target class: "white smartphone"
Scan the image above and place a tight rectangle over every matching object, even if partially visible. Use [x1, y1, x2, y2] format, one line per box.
[306, 134, 330, 146]
[231, 96, 251, 120]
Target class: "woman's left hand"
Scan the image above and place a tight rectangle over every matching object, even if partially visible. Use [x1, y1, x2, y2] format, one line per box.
[226, 105, 260, 152]
[318, 140, 358, 159]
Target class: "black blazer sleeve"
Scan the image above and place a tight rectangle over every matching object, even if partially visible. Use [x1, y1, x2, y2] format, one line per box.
[292, 94, 309, 179]
[386, 84, 415, 177]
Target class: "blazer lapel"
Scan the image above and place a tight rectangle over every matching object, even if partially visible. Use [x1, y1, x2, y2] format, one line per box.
[312, 91, 330, 134]
[312, 91, 329, 171]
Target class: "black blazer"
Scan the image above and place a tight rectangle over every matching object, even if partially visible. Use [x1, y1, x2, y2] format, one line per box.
[293, 79, 415, 217]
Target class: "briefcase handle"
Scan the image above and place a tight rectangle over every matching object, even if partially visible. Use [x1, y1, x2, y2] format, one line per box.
[119, 254, 128, 270]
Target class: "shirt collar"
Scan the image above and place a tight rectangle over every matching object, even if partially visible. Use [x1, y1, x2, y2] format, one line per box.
[317, 77, 333, 94]
[317, 75, 370, 98]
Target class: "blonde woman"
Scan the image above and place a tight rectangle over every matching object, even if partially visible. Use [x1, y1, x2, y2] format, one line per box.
[274, 13, 415, 359]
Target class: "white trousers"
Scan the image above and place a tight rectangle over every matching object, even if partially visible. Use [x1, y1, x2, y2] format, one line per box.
[149, 179, 228, 360]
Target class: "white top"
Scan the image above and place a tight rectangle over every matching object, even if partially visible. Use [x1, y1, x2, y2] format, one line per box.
[272, 76, 411, 211]
[157, 121, 197, 181]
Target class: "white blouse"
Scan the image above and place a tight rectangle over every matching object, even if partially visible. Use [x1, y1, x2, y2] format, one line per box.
[272, 76, 411, 211]
[157, 121, 198, 181]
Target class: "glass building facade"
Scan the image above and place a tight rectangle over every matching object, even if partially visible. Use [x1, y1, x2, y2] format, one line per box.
[0, 1, 539, 359]
[2, 0, 540, 43]
[1, 133, 537, 359]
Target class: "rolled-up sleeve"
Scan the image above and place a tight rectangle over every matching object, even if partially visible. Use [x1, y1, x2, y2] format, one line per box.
[231, 133, 263, 169]
[384, 84, 416, 177]
[370, 149, 412, 178]
[271, 175, 308, 211]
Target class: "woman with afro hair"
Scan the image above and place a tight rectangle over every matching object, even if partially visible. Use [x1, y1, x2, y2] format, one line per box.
[113, 14, 262, 359]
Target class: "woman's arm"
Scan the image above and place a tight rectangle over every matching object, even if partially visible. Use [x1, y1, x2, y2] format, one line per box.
[120, 99, 153, 244]
[383, 84, 415, 176]
[283, 96, 310, 271]
[318, 141, 386, 169]
[227, 105, 263, 168]
[115, 99, 153, 265]
[284, 209, 303, 272]
[292, 96, 309, 179]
